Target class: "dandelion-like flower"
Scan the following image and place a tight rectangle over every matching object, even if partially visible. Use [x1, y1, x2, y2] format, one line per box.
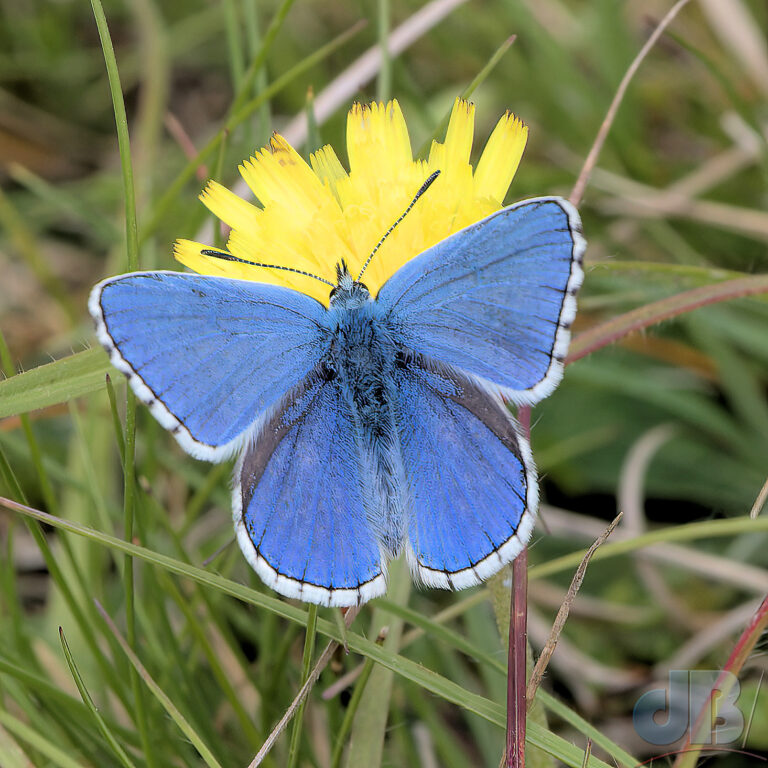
[175, 98, 528, 302]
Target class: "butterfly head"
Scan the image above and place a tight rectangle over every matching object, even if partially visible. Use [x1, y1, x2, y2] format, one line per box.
[329, 260, 371, 309]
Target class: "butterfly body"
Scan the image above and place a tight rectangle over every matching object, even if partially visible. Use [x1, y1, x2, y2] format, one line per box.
[90, 197, 585, 606]
[323, 273, 406, 557]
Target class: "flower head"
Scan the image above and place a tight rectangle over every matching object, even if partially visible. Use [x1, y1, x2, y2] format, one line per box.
[175, 98, 528, 305]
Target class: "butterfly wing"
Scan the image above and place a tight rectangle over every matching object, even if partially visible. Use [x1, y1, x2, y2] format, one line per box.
[377, 197, 585, 405]
[234, 370, 386, 606]
[89, 271, 327, 461]
[394, 355, 536, 587]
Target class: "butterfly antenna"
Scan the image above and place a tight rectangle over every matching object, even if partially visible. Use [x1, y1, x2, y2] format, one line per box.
[357, 170, 440, 282]
[200, 250, 335, 287]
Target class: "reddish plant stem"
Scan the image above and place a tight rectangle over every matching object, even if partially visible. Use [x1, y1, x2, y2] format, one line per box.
[673, 594, 768, 768]
[567, 275, 768, 364]
[507, 405, 531, 768]
[508, 548, 529, 767]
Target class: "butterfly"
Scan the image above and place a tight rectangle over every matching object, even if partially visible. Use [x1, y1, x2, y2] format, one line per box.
[89, 186, 585, 606]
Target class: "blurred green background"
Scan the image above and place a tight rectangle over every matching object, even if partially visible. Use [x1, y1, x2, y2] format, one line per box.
[1, 1, 767, 766]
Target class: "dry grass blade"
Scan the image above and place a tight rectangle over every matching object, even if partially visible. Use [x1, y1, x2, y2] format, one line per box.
[750, 476, 768, 519]
[569, 0, 692, 207]
[248, 606, 360, 767]
[595, 176, 768, 243]
[164, 112, 207, 180]
[619, 425, 677, 536]
[280, 0, 469, 147]
[581, 739, 593, 768]
[539, 504, 768, 594]
[527, 608, 641, 702]
[655, 598, 764, 674]
[526, 512, 623, 705]
[699, 0, 768, 98]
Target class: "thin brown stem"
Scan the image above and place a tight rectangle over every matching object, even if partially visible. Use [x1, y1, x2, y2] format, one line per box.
[526, 513, 622, 705]
[569, 0, 692, 207]
[248, 606, 360, 767]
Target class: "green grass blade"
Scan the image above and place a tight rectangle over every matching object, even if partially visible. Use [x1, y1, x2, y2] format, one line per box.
[287, 603, 318, 768]
[59, 628, 138, 768]
[104, 373, 126, 463]
[535, 690, 637, 768]
[344, 557, 410, 768]
[0, 710, 86, 768]
[96, 601, 225, 768]
[331, 656, 375, 768]
[2, 497, 621, 767]
[0, 348, 110, 419]
[376, 596, 505, 674]
[243, 0, 272, 144]
[230, 0, 297, 116]
[0, 653, 134, 744]
[88, 1, 147, 763]
[157, 571, 263, 748]
[89, 0, 139, 271]
[417, 35, 516, 157]
[376, 0, 391, 102]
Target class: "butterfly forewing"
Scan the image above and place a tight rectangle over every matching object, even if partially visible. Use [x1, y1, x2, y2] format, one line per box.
[378, 198, 585, 405]
[90, 272, 327, 461]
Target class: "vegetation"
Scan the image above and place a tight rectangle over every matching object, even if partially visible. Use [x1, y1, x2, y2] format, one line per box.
[1, 1, 767, 766]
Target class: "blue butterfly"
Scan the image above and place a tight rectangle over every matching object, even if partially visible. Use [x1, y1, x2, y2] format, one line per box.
[89, 193, 584, 606]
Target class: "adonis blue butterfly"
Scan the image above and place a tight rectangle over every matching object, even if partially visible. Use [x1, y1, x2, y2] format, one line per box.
[89, 181, 585, 606]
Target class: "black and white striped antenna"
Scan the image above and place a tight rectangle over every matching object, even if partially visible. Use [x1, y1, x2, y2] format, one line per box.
[199, 250, 335, 288]
[357, 170, 440, 282]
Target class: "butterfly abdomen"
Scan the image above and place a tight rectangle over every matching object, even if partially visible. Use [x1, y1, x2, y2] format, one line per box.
[327, 299, 406, 557]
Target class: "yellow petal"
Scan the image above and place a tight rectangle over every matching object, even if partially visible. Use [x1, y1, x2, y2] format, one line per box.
[227, 229, 331, 303]
[239, 134, 335, 214]
[310, 144, 348, 196]
[338, 99, 424, 288]
[346, 101, 413, 184]
[425, 101, 477, 240]
[473, 112, 528, 204]
[437, 98, 475, 172]
[199, 181, 260, 238]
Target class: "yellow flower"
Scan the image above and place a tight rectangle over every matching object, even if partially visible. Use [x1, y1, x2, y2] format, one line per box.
[174, 98, 528, 305]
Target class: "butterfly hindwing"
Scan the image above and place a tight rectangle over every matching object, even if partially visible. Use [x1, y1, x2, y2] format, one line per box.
[234, 369, 386, 607]
[394, 354, 537, 587]
[378, 197, 585, 405]
[90, 271, 327, 461]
